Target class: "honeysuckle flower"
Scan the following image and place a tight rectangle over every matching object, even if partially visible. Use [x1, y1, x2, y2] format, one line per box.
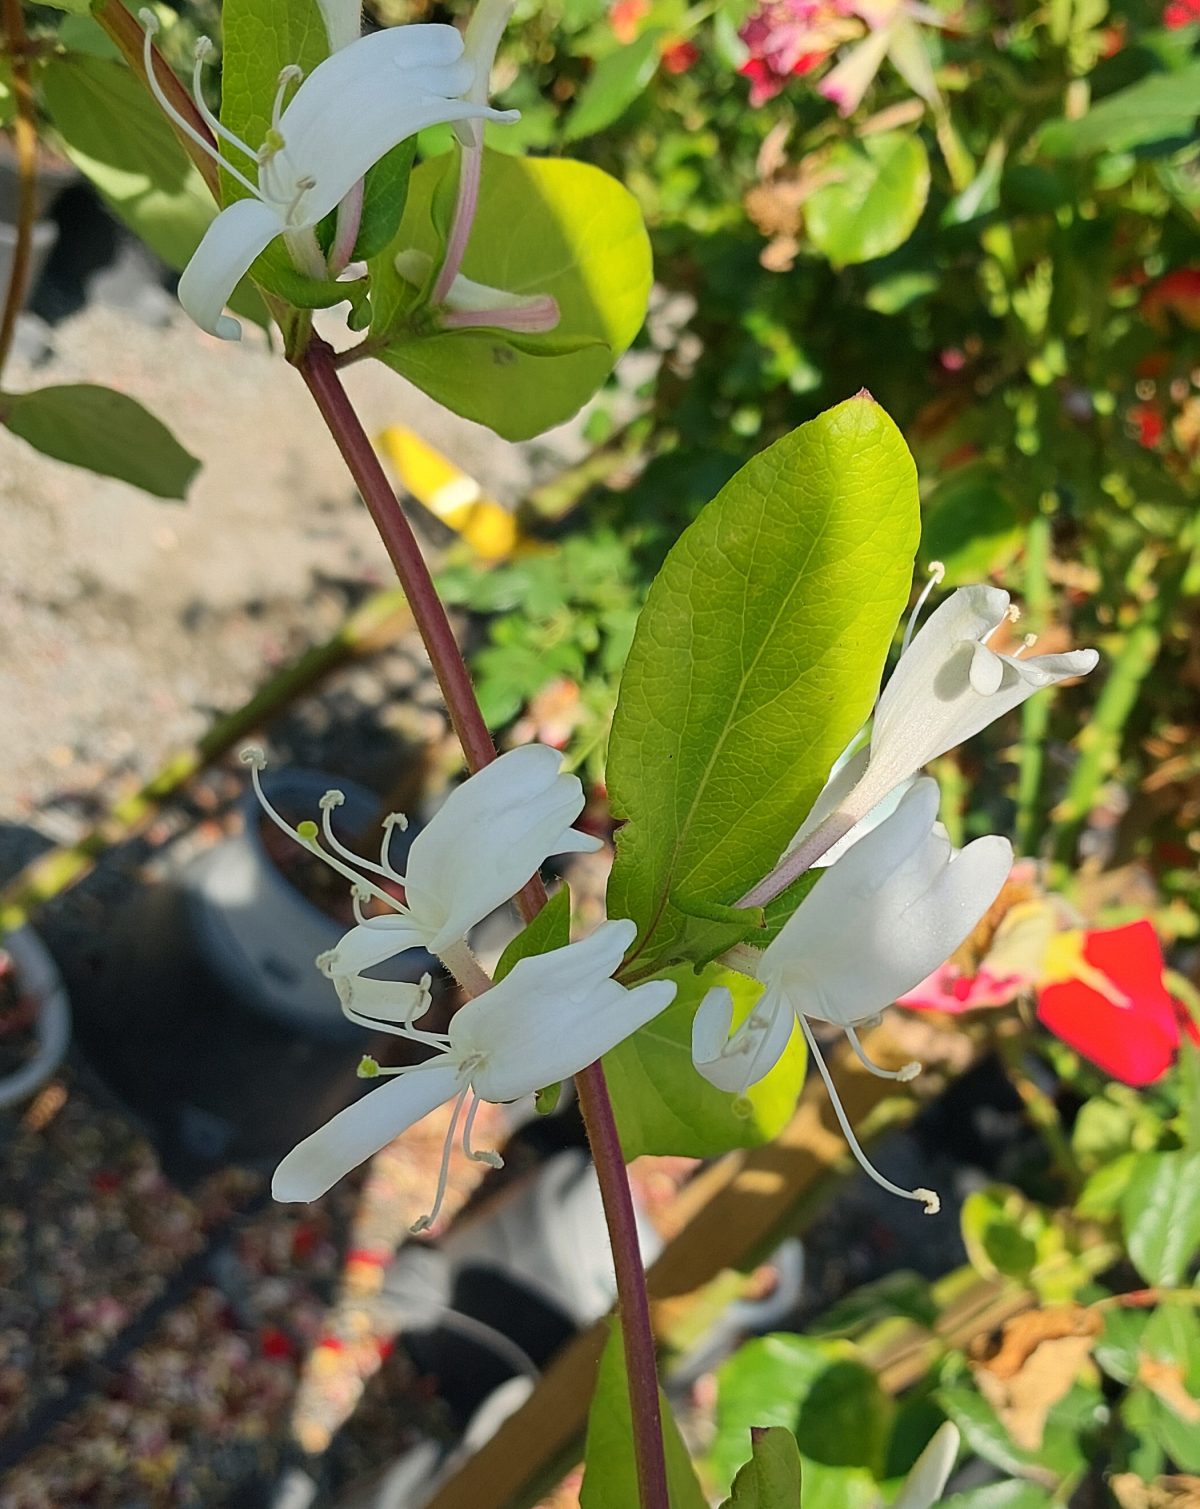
[316, 0, 362, 53]
[817, 0, 944, 117]
[394, 250, 560, 335]
[748, 575, 1097, 908]
[273, 920, 676, 1218]
[738, 0, 860, 106]
[694, 778, 1012, 1213]
[1036, 921, 1185, 1087]
[141, 14, 517, 340]
[242, 744, 601, 1008]
[888, 1422, 959, 1509]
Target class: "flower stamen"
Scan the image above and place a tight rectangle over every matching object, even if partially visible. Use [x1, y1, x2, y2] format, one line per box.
[900, 559, 945, 655]
[843, 1024, 921, 1082]
[798, 1018, 940, 1214]
[411, 1082, 472, 1233]
[461, 1092, 504, 1167]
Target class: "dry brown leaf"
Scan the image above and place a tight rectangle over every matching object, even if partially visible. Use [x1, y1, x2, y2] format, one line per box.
[969, 1306, 1101, 1451]
[1138, 1356, 1200, 1426]
[1111, 1474, 1200, 1509]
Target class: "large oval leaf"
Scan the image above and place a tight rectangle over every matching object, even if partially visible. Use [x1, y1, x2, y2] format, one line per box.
[372, 150, 652, 440]
[606, 396, 920, 975]
[805, 133, 930, 268]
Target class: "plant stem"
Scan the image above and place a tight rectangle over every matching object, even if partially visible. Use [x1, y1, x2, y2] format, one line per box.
[0, 0, 39, 378]
[295, 336, 669, 1509]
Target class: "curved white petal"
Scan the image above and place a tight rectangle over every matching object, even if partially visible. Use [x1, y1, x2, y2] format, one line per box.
[178, 197, 282, 340]
[692, 982, 796, 1094]
[892, 1423, 960, 1509]
[323, 916, 429, 976]
[451, 920, 675, 1101]
[316, 0, 362, 52]
[270, 27, 516, 223]
[853, 587, 1097, 815]
[406, 746, 600, 953]
[272, 1060, 463, 1202]
[335, 972, 431, 1026]
[764, 783, 1012, 1027]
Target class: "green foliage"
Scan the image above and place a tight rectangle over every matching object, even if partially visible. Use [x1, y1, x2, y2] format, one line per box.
[493, 884, 571, 981]
[804, 134, 931, 269]
[606, 396, 920, 975]
[1038, 63, 1200, 158]
[580, 1320, 708, 1509]
[564, 30, 664, 140]
[1, 385, 199, 499]
[371, 151, 652, 439]
[719, 1427, 802, 1509]
[1121, 1150, 1200, 1287]
[602, 962, 807, 1158]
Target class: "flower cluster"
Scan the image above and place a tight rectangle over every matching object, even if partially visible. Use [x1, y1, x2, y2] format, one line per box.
[246, 744, 675, 1226]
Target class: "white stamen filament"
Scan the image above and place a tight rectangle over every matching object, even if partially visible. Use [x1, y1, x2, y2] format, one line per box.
[461, 1092, 503, 1167]
[844, 1024, 921, 1082]
[1014, 632, 1039, 658]
[411, 1083, 472, 1233]
[272, 64, 303, 133]
[139, 11, 261, 199]
[981, 603, 1021, 648]
[798, 1018, 940, 1215]
[379, 814, 409, 880]
[900, 559, 946, 655]
[320, 794, 406, 886]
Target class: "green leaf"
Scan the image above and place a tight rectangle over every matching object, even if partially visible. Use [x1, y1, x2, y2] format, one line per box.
[373, 151, 652, 440]
[719, 1427, 802, 1509]
[580, 1320, 708, 1509]
[42, 55, 212, 272]
[941, 1486, 1054, 1509]
[603, 963, 807, 1159]
[934, 1385, 1049, 1485]
[2, 384, 199, 499]
[1121, 1150, 1200, 1286]
[219, 0, 344, 306]
[1129, 1304, 1200, 1471]
[606, 396, 920, 975]
[35, 0, 90, 12]
[1038, 63, 1200, 158]
[353, 138, 417, 262]
[805, 134, 930, 268]
[564, 30, 663, 141]
[494, 886, 571, 981]
[709, 1335, 891, 1503]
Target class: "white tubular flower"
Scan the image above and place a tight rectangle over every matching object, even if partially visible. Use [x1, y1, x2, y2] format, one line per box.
[316, 0, 362, 53]
[455, 0, 516, 149]
[140, 15, 518, 339]
[394, 250, 560, 335]
[890, 1423, 959, 1509]
[243, 745, 602, 1005]
[850, 583, 1099, 823]
[694, 779, 1013, 1214]
[273, 920, 676, 1218]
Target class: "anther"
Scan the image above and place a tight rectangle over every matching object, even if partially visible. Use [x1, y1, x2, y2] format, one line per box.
[319, 789, 346, 810]
[384, 812, 410, 833]
[193, 35, 213, 60]
[1014, 632, 1038, 659]
[315, 950, 336, 977]
[139, 6, 159, 32]
[240, 745, 267, 769]
[357, 1055, 381, 1078]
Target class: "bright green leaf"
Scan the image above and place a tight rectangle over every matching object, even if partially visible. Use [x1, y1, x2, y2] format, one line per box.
[564, 30, 663, 141]
[494, 886, 571, 981]
[941, 1485, 1055, 1509]
[1038, 63, 1200, 158]
[934, 1385, 1049, 1485]
[603, 963, 807, 1159]
[606, 396, 920, 975]
[2, 384, 199, 499]
[719, 1427, 802, 1509]
[1121, 1150, 1200, 1286]
[580, 1320, 708, 1509]
[709, 1335, 892, 1502]
[919, 467, 1022, 583]
[372, 150, 651, 440]
[805, 134, 930, 268]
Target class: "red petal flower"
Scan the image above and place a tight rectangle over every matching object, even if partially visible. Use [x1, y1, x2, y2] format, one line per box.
[1036, 921, 1180, 1087]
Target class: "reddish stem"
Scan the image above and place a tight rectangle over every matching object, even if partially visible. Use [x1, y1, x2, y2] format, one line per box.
[0, 0, 39, 377]
[296, 336, 669, 1509]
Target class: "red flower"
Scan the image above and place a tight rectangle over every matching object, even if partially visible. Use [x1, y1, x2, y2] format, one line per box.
[610, 0, 650, 43]
[1036, 921, 1180, 1087]
[1141, 267, 1200, 331]
[662, 39, 701, 73]
[1164, 0, 1200, 27]
[1129, 402, 1165, 449]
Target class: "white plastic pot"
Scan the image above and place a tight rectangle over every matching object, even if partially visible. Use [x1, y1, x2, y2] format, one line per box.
[0, 925, 71, 1110]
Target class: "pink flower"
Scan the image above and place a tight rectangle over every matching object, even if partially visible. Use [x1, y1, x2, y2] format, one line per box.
[818, 0, 945, 117]
[738, 0, 859, 105]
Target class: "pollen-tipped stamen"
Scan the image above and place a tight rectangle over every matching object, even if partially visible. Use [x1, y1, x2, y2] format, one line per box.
[461, 1092, 504, 1168]
[844, 1024, 921, 1082]
[411, 1083, 472, 1233]
[900, 559, 946, 655]
[379, 814, 409, 881]
[320, 794, 406, 887]
[799, 1018, 940, 1215]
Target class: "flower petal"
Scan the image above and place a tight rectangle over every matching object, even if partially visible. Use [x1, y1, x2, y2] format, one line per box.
[178, 197, 282, 340]
[692, 982, 796, 1093]
[452, 920, 676, 1101]
[893, 1423, 960, 1509]
[316, 0, 362, 52]
[405, 746, 600, 953]
[817, 24, 893, 116]
[885, 16, 939, 106]
[272, 1060, 463, 1202]
[335, 973, 431, 1026]
[323, 917, 429, 977]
